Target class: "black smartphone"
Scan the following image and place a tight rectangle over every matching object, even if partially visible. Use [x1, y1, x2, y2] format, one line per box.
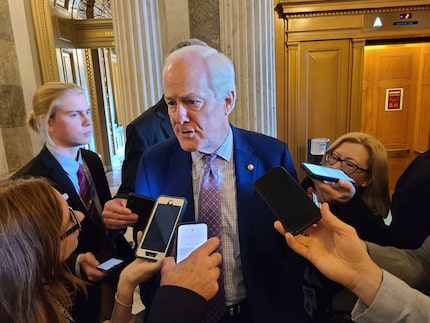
[135, 195, 188, 262]
[96, 257, 124, 273]
[301, 162, 356, 184]
[126, 193, 155, 232]
[176, 222, 208, 263]
[254, 166, 322, 235]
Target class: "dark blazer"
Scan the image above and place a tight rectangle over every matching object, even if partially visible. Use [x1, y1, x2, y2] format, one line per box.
[117, 97, 174, 198]
[148, 286, 208, 323]
[135, 126, 309, 322]
[13, 146, 133, 323]
[301, 177, 389, 244]
[385, 149, 430, 248]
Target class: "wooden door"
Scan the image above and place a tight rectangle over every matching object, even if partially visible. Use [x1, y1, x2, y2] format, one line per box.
[362, 43, 430, 193]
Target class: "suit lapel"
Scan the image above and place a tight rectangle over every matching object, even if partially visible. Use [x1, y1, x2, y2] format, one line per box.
[231, 127, 260, 244]
[167, 144, 195, 222]
[39, 147, 86, 212]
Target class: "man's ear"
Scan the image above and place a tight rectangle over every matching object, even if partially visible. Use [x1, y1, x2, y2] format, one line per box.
[224, 91, 235, 116]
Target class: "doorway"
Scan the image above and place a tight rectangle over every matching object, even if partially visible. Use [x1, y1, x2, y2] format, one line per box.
[362, 41, 430, 192]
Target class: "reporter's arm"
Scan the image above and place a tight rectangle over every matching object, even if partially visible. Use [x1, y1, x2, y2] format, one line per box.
[352, 270, 430, 323]
[275, 203, 382, 306]
[110, 259, 162, 323]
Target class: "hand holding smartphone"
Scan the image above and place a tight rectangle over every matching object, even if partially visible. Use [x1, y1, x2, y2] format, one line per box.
[176, 222, 208, 263]
[135, 195, 187, 262]
[254, 166, 321, 235]
[126, 193, 155, 232]
[301, 162, 356, 184]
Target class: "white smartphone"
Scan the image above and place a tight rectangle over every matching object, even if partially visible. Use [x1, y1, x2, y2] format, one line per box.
[176, 222, 208, 263]
[301, 162, 356, 184]
[96, 257, 124, 273]
[135, 195, 187, 262]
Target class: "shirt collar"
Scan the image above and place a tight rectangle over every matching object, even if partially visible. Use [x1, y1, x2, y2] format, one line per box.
[191, 127, 233, 163]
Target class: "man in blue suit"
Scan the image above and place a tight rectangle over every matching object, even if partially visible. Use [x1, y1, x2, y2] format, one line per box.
[104, 43, 307, 322]
[138, 45, 307, 322]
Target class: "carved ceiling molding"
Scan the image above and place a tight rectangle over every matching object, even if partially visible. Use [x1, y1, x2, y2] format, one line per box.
[279, 5, 430, 19]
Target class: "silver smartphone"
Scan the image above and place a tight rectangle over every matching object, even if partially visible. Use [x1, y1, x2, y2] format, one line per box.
[176, 222, 208, 263]
[301, 162, 356, 184]
[135, 195, 187, 262]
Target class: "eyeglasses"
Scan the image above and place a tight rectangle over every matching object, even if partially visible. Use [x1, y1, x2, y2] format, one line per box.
[325, 152, 368, 175]
[61, 207, 82, 240]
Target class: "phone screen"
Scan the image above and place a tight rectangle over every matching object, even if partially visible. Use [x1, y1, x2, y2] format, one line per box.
[136, 196, 187, 261]
[141, 203, 181, 252]
[254, 166, 321, 235]
[176, 223, 207, 263]
[97, 257, 124, 272]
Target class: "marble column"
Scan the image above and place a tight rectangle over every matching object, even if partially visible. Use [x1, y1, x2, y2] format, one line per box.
[219, 0, 277, 137]
[0, 0, 35, 176]
[110, 0, 165, 126]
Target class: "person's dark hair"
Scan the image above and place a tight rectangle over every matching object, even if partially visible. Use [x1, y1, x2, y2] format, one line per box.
[0, 177, 84, 323]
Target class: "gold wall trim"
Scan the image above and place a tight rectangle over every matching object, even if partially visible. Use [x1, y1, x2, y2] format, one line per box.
[31, 0, 60, 82]
[276, 1, 430, 17]
[53, 17, 114, 48]
[84, 49, 103, 153]
[277, 6, 430, 18]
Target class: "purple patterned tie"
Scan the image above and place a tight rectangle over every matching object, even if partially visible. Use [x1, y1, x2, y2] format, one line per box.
[199, 154, 226, 322]
[78, 164, 113, 257]
[77, 164, 92, 209]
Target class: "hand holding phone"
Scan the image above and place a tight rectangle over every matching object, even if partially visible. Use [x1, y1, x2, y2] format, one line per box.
[135, 195, 187, 262]
[254, 166, 321, 235]
[301, 162, 356, 184]
[176, 222, 208, 263]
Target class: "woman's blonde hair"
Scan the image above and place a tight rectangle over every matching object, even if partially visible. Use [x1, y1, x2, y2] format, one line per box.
[323, 132, 390, 217]
[27, 82, 85, 145]
[0, 177, 84, 323]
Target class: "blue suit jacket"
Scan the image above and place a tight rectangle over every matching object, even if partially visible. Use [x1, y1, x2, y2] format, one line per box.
[135, 126, 308, 322]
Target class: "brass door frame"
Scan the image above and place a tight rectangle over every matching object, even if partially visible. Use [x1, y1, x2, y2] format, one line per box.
[275, 1, 430, 172]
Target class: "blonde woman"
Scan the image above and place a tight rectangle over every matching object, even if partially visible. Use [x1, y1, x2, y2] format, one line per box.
[13, 82, 134, 322]
[303, 132, 390, 241]
[301, 132, 391, 322]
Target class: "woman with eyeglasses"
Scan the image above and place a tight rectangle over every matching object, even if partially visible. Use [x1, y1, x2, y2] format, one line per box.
[301, 132, 391, 322]
[303, 132, 390, 239]
[0, 177, 222, 323]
